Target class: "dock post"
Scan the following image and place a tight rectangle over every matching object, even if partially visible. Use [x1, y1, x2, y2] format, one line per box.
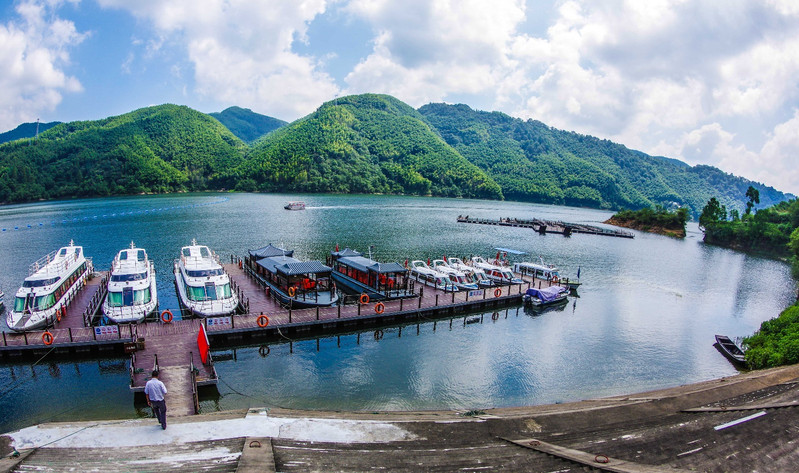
[316, 307, 319, 320]
[400, 298, 403, 311]
[398, 326, 402, 338]
[418, 296, 422, 308]
[483, 289, 486, 300]
[23, 332, 28, 345]
[452, 291, 455, 304]
[93, 328, 96, 341]
[69, 328, 73, 342]
[338, 305, 341, 318]
[358, 304, 361, 316]
[232, 315, 235, 329]
[2, 331, 5, 346]
[289, 309, 292, 323]
[466, 291, 469, 302]
[435, 295, 439, 306]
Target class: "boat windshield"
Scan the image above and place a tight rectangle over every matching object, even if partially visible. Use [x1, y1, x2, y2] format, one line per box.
[107, 288, 152, 307]
[186, 282, 232, 301]
[17, 294, 56, 311]
[23, 276, 60, 288]
[186, 268, 224, 278]
[110, 271, 148, 282]
[501, 270, 514, 280]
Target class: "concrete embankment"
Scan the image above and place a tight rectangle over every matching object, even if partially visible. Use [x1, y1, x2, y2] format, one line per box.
[3, 364, 799, 472]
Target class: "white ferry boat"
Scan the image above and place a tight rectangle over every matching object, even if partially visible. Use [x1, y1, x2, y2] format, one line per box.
[513, 260, 581, 290]
[6, 241, 92, 332]
[471, 257, 523, 286]
[174, 240, 239, 317]
[430, 260, 479, 290]
[409, 260, 459, 292]
[102, 243, 158, 324]
[446, 257, 494, 287]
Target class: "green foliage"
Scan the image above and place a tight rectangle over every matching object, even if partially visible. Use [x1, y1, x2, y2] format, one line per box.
[243, 94, 503, 199]
[701, 196, 799, 258]
[743, 302, 799, 369]
[0, 121, 60, 144]
[208, 106, 286, 143]
[418, 103, 792, 216]
[745, 185, 760, 215]
[613, 206, 689, 232]
[0, 104, 246, 202]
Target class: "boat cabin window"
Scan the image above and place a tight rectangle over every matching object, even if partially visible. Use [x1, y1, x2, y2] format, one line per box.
[182, 248, 191, 257]
[186, 268, 224, 278]
[137, 250, 145, 261]
[110, 271, 147, 282]
[200, 247, 210, 258]
[120, 251, 128, 260]
[59, 248, 67, 257]
[23, 276, 60, 288]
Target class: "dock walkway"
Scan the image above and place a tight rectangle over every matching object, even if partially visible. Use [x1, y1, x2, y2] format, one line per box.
[457, 215, 635, 238]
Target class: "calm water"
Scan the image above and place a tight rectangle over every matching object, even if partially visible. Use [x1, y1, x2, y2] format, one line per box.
[0, 193, 795, 433]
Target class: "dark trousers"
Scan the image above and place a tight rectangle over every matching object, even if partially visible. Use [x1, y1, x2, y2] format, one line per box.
[151, 399, 167, 428]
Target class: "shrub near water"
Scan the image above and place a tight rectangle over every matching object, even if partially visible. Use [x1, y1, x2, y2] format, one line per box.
[744, 303, 799, 369]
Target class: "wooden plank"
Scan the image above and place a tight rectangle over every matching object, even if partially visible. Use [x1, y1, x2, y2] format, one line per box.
[160, 365, 195, 417]
[502, 437, 691, 473]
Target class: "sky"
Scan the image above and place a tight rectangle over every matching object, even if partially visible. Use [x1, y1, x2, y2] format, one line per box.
[1, 0, 798, 195]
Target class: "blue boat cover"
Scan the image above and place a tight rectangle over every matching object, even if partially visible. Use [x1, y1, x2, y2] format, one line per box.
[249, 244, 293, 259]
[525, 286, 566, 302]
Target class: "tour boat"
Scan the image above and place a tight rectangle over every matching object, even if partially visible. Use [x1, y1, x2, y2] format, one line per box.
[471, 257, 523, 285]
[328, 248, 413, 300]
[513, 259, 581, 290]
[430, 260, 479, 290]
[102, 243, 158, 324]
[409, 260, 459, 292]
[522, 286, 569, 307]
[284, 201, 306, 210]
[174, 240, 238, 317]
[447, 257, 494, 287]
[247, 244, 338, 308]
[7, 241, 92, 332]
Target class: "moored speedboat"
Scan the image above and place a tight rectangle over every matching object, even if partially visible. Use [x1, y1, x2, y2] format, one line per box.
[409, 261, 459, 292]
[247, 244, 338, 308]
[471, 257, 523, 285]
[447, 257, 494, 287]
[7, 241, 92, 332]
[513, 259, 581, 290]
[522, 286, 569, 306]
[174, 240, 238, 317]
[431, 260, 479, 290]
[102, 243, 157, 324]
[328, 248, 414, 300]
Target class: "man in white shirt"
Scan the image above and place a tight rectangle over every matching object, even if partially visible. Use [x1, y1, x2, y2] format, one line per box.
[144, 370, 168, 429]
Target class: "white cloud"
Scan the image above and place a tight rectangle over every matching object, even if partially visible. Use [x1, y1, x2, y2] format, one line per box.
[97, 0, 340, 120]
[0, 0, 86, 131]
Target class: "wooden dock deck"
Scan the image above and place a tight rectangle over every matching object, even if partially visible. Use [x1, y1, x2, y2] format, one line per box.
[457, 215, 635, 238]
[2, 257, 569, 419]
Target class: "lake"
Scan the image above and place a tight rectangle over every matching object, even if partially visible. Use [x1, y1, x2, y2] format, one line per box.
[0, 193, 794, 433]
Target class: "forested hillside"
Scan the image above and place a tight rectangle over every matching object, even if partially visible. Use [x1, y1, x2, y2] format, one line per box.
[419, 103, 790, 215]
[0, 105, 245, 202]
[0, 95, 791, 211]
[209, 106, 286, 143]
[0, 121, 61, 144]
[239, 94, 503, 199]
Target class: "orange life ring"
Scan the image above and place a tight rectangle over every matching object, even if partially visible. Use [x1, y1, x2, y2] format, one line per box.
[359, 293, 370, 305]
[552, 275, 559, 283]
[257, 315, 269, 328]
[42, 331, 54, 345]
[494, 288, 502, 297]
[288, 287, 296, 297]
[375, 302, 385, 314]
[160, 310, 173, 324]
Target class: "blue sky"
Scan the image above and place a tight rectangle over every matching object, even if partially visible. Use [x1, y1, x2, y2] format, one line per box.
[1, 0, 798, 194]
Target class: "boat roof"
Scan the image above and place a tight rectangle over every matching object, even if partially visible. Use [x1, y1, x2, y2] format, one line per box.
[331, 248, 362, 258]
[337, 256, 406, 274]
[256, 256, 331, 276]
[113, 247, 148, 273]
[249, 244, 294, 259]
[27, 243, 84, 279]
[494, 247, 527, 255]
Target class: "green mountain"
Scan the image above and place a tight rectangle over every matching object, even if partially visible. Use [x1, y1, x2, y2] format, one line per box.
[0, 121, 61, 144]
[0, 104, 245, 202]
[239, 94, 503, 199]
[208, 106, 286, 143]
[418, 103, 791, 215]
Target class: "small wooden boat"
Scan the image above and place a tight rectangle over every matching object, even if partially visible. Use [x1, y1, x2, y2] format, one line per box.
[715, 335, 747, 366]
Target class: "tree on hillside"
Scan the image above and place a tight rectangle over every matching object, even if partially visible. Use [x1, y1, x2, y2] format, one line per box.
[745, 185, 760, 215]
[699, 197, 727, 230]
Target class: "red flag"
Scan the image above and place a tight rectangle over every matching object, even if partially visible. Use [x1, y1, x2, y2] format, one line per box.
[427, 258, 431, 266]
[335, 243, 339, 252]
[197, 323, 210, 364]
[443, 254, 447, 262]
[404, 259, 408, 267]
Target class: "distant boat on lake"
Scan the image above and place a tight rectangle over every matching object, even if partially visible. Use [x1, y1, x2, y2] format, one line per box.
[284, 201, 306, 210]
